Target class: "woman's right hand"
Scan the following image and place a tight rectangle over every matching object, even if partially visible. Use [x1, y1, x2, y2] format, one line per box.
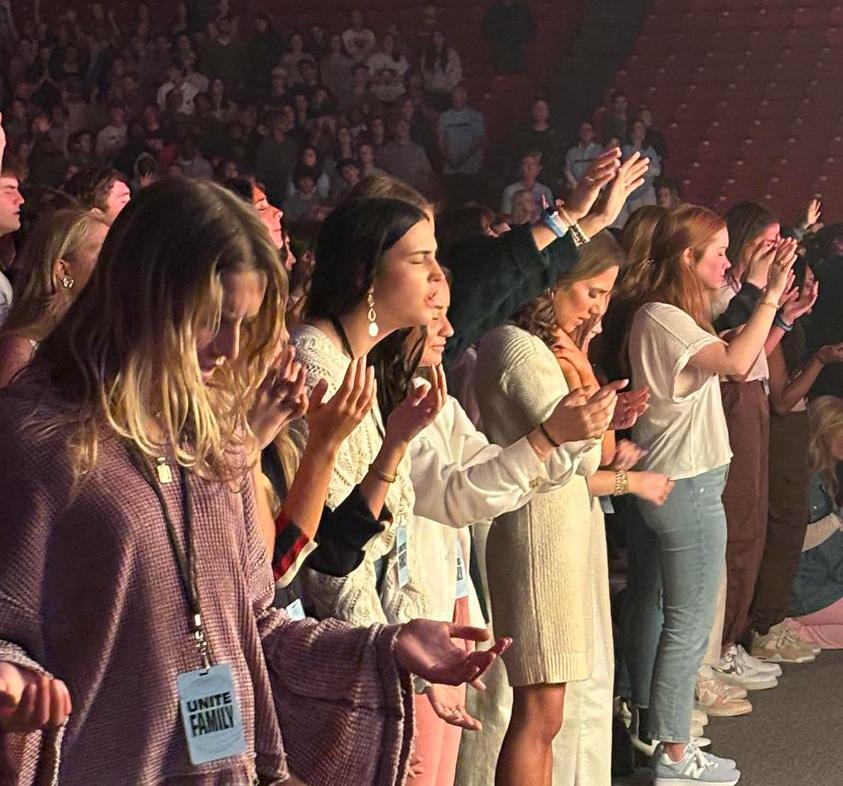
[306, 357, 375, 451]
[0, 662, 72, 733]
[628, 472, 675, 506]
[816, 342, 843, 365]
[384, 365, 447, 447]
[744, 237, 777, 289]
[543, 380, 625, 444]
[765, 238, 798, 302]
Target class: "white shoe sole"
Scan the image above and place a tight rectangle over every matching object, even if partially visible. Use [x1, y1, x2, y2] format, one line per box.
[696, 702, 753, 717]
[711, 672, 779, 691]
[754, 651, 815, 664]
[654, 777, 740, 786]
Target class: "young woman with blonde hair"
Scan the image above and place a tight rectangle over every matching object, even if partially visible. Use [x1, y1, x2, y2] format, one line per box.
[787, 396, 843, 649]
[624, 205, 795, 785]
[0, 178, 506, 785]
[0, 209, 108, 386]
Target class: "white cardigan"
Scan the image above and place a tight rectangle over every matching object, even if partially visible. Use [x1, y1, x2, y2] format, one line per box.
[408, 390, 594, 626]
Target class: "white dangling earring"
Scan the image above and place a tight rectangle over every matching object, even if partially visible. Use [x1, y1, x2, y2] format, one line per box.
[61, 275, 75, 289]
[367, 289, 379, 337]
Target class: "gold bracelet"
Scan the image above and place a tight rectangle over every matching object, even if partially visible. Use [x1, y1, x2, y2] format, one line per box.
[614, 470, 629, 496]
[371, 465, 397, 484]
[759, 300, 779, 310]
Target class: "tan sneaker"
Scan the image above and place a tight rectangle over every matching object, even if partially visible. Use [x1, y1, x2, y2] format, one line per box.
[692, 707, 709, 727]
[782, 619, 822, 656]
[696, 665, 753, 717]
[752, 623, 816, 664]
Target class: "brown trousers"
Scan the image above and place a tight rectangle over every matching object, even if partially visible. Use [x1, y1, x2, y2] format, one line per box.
[747, 409, 812, 636]
[721, 381, 770, 647]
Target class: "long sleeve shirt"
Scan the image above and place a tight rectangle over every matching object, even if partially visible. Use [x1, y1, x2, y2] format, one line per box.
[0, 384, 413, 786]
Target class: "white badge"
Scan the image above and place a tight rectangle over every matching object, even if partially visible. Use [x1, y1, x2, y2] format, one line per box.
[396, 522, 409, 588]
[455, 542, 469, 599]
[176, 663, 247, 765]
[599, 495, 615, 515]
[285, 598, 306, 620]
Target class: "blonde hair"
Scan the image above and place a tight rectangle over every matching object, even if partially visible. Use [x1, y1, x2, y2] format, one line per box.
[809, 395, 843, 503]
[639, 205, 726, 332]
[1, 209, 108, 340]
[25, 179, 287, 485]
[514, 230, 625, 348]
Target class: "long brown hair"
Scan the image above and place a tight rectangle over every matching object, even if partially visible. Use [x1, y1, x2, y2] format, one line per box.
[24, 178, 287, 485]
[616, 204, 667, 302]
[514, 230, 625, 348]
[640, 205, 726, 332]
[1, 209, 108, 340]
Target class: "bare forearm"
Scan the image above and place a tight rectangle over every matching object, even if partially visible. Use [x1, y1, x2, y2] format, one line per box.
[765, 324, 785, 357]
[588, 469, 617, 497]
[775, 356, 824, 414]
[358, 436, 408, 518]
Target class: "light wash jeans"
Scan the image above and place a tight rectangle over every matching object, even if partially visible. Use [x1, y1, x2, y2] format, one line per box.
[624, 465, 729, 742]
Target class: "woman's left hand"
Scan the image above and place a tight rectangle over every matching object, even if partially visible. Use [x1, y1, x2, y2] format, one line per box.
[780, 275, 819, 325]
[395, 619, 511, 691]
[249, 345, 308, 449]
[609, 386, 650, 431]
[425, 683, 483, 731]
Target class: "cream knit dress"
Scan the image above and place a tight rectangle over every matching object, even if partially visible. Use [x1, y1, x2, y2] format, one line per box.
[474, 323, 604, 686]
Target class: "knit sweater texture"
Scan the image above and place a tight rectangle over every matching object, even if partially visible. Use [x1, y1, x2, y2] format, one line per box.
[474, 325, 601, 685]
[0, 383, 413, 786]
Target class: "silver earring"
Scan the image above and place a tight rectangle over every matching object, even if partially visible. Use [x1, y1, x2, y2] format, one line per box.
[61, 275, 74, 289]
[366, 290, 379, 337]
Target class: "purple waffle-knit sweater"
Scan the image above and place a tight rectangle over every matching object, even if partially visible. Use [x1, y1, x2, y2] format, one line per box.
[0, 384, 414, 785]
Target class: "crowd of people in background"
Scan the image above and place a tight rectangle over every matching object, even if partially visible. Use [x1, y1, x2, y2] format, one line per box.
[1, 4, 843, 786]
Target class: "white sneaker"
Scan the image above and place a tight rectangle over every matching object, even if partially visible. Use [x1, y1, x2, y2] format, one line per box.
[713, 645, 779, 690]
[692, 708, 709, 727]
[735, 643, 781, 677]
[653, 741, 740, 785]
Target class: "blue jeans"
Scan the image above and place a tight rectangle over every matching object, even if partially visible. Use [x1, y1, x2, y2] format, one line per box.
[624, 465, 729, 743]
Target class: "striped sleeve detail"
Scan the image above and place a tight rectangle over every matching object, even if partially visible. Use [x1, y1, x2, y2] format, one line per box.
[272, 508, 317, 587]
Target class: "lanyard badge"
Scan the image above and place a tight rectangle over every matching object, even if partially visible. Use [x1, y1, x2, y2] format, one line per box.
[129, 448, 246, 765]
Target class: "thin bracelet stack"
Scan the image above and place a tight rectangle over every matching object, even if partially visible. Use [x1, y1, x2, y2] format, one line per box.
[370, 465, 397, 484]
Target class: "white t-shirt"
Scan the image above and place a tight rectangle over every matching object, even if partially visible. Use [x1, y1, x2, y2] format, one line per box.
[630, 302, 732, 479]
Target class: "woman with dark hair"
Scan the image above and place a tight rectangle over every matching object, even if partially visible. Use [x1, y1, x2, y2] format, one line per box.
[420, 31, 462, 111]
[290, 198, 449, 623]
[711, 202, 818, 677]
[0, 179, 506, 785]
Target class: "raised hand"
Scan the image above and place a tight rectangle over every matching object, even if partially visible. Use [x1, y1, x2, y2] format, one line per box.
[384, 365, 447, 447]
[587, 151, 650, 231]
[0, 662, 72, 733]
[306, 357, 375, 449]
[806, 197, 822, 228]
[780, 275, 818, 325]
[248, 345, 308, 449]
[609, 386, 650, 431]
[765, 237, 798, 302]
[816, 341, 843, 365]
[609, 439, 648, 471]
[425, 683, 483, 731]
[394, 619, 511, 691]
[563, 147, 621, 221]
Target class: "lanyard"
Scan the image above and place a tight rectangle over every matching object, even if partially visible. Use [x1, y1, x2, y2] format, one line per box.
[128, 447, 212, 669]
